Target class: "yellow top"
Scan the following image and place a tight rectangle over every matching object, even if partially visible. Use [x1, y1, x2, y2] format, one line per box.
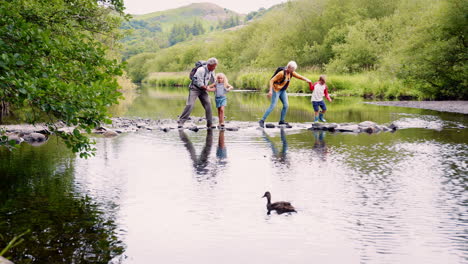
[270, 70, 308, 92]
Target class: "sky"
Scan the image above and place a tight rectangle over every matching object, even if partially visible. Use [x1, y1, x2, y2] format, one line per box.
[123, 0, 286, 15]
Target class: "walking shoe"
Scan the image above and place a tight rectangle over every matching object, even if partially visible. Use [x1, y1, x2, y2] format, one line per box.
[218, 124, 225, 130]
[319, 113, 326, 122]
[259, 120, 265, 128]
[207, 125, 216, 129]
[314, 116, 319, 122]
[278, 120, 290, 126]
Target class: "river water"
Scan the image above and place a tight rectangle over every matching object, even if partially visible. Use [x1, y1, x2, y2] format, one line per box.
[1, 86, 467, 264]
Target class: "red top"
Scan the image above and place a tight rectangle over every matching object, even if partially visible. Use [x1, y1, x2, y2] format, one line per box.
[309, 82, 331, 101]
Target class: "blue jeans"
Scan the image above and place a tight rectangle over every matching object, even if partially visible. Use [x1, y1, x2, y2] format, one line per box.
[261, 89, 289, 122]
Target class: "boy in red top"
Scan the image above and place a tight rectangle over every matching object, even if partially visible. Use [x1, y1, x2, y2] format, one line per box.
[309, 75, 332, 122]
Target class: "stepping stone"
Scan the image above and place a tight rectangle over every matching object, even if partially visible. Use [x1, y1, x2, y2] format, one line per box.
[265, 123, 275, 128]
[226, 127, 239, 131]
[188, 126, 199, 132]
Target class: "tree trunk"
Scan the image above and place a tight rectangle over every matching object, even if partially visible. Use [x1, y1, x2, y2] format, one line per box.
[0, 100, 10, 124]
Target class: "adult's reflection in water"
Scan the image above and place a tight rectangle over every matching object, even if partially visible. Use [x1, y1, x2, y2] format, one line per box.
[312, 130, 329, 160]
[178, 129, 213, 176]
[262, 128, 289, 166]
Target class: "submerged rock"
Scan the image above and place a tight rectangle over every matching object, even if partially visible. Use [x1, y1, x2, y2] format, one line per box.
[7, 134, 23, 144]
[188, 126, 199, 132]
[336, 124, 360, 133]
[389, 123, 398, 130]
[23, 132, 47, 142]
[0, 256, 14, 264]
[103, 130, 118, 137]
[359, 121, 377, 127]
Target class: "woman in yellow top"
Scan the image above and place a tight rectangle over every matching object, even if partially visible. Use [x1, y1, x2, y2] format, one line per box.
[259, 61, 311, 127]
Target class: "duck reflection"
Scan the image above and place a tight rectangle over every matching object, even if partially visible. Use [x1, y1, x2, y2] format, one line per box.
[312, 130, 329, 160]
[178, 129, 213, 176]
[262, 128, 289, 166]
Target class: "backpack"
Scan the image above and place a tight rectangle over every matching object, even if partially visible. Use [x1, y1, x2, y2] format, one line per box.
[189, 60, 207, 83]
[271, 67, 288, 84]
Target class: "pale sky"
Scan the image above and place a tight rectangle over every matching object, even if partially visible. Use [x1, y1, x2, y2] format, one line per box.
[123, 0, 286, 15]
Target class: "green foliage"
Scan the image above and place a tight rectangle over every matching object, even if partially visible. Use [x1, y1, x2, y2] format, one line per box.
[0, 0, 127, 157]
[125, 0, 467, 99]
[383, 0, 468, 99]
[0, 230, 30, 257]
[216, 15, 241, 30]
[119, 3, 244, 59]
[0, 141, 124, 262]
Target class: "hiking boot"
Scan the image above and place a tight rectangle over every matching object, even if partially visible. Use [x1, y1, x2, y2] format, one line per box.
[259, 120, 265, 128]
[278, 120, 290, 126]
[314, 116, 319, 122]
[218, 124, 225, 130]
[319, 113, 326, 122]
[207, 124, 216, 129]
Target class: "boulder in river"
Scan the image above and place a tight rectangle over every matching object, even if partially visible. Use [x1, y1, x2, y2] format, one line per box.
[103, 130, 118, 138]
[265, 123, 276, 128]
[23, 132, 47, 142]
[7, 134, 24, 144]
[336, 124, 360, 133]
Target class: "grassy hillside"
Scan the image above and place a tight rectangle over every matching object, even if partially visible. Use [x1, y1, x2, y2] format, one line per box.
[125, 0, 467, 100]
[120, 2, 245, 59]
[131, 2, 240, 31]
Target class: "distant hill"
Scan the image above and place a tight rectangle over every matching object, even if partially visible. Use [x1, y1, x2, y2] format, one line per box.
[131, 2, 241, 30]
[120, 2, 245, 59]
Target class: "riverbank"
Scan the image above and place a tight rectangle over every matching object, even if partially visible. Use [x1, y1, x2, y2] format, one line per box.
[142, 71, 422, 100]
[367, 101, 468, 114]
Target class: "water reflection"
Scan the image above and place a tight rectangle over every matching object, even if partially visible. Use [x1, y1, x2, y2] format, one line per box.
[216, 130, 228, 166]
[262, 128, 289, 167]
[0, 142, 124, 264]
[178, 129, 213, 176]
[312, 131, 329, 161]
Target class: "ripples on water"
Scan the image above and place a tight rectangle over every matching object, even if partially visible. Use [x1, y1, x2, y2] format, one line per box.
[65, 124, 467, 264]
[1, 93, 467, 264]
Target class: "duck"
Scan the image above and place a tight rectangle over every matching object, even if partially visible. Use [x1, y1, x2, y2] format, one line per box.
[262, 191, 296, 215]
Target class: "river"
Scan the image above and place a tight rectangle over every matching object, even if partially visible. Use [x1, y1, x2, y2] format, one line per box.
[1, 85, 467, 264]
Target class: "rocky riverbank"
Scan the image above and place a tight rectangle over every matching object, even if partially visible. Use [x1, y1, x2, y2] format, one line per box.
[366, 101, 468, 114]
[1, 117, 402, 147]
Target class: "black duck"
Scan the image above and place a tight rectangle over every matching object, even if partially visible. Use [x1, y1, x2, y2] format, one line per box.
[262, 191, 296, 215]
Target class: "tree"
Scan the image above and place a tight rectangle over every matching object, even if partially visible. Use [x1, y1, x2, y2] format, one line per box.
[0, 0, 129, 157]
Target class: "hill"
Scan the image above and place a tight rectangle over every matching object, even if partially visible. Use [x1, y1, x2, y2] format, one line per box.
[125, 0, 467, 99]
[132, 2, 241, 30]
[120, 2, 244, 59]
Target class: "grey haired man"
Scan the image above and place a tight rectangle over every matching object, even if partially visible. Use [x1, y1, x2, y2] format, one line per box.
[178, 57, 218, 128]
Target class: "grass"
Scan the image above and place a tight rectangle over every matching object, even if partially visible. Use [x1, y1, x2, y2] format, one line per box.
[142, 70, 425, 100]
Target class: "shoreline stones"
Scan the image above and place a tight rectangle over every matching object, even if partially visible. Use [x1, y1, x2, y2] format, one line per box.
[1, 116, 403, 148]
[308, 121, 398, 134]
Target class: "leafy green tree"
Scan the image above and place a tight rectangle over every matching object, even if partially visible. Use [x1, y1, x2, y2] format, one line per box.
[386, 0, 467, 98]
[0, 0, 128, 157]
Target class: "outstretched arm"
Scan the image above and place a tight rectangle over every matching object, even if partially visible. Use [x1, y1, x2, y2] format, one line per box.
[206, 83, 216, 92]
[292, 72, 311, 83]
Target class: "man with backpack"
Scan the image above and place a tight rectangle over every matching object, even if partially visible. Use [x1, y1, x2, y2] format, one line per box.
[178, 57, 218, 129]
[259, 61, 311, 128]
